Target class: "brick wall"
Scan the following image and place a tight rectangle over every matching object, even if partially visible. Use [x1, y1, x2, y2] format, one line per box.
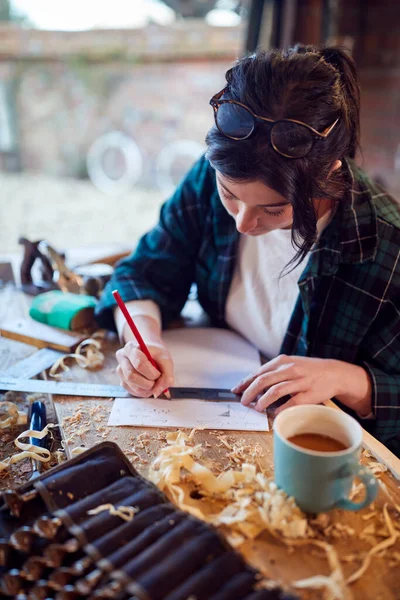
[0, 23, 243, 183]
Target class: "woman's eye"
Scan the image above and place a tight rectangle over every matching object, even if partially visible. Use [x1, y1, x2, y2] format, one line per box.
[261, 208, 285, 217]
[221, 192, 235, 202]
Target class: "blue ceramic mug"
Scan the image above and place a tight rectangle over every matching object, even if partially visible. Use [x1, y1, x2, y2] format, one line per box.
[274, 405, 378, 513]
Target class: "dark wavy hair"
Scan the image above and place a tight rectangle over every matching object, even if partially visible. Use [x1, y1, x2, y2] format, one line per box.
[205, 45, 361, 268]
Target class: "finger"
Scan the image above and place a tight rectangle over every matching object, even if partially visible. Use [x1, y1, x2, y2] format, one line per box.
[117, 355, 155, 391]
[117, 366, 153, 397]
[232, 356, 296, 394]
[274, 392, 317, 415]
[119, 377, 153, 399]
[152, 358, 175, 398]
[254, 380, 310, 412]
[123, 343, 161, 380]
[241, 365, 303, 406]
[231, 372, 258, 394]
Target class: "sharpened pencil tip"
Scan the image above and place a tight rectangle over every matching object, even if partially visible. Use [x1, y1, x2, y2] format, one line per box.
[164, 390, 171, 400]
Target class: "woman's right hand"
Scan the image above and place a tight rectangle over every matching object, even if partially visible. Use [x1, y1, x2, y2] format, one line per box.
[116, 341, 174, 398]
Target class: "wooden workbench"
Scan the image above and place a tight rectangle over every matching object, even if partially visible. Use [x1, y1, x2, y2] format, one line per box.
[0, 273, 400, 600]
[1, 330, 399, 600]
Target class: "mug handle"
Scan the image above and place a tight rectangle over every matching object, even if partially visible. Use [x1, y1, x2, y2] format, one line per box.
[334, 461, 378, 511]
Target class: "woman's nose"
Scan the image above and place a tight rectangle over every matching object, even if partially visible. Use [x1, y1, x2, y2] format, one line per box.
[236, 207, 257, 233]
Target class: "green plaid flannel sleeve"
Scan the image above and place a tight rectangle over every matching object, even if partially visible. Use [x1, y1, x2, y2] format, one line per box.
[95, 156, 211, 330]
[362, 255, 400, 455]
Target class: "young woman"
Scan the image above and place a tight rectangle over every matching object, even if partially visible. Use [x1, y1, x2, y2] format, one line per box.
[95, 45, 400, 455]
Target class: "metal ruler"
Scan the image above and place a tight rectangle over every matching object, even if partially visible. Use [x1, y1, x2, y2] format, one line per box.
[1, 348, 63, 379]
[0, 376, 130, 398]
[0, 375, 239, 401]
[0, 348, 239, 400]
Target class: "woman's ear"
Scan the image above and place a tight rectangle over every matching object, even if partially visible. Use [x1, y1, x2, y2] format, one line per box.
[330, 159, 342, 174]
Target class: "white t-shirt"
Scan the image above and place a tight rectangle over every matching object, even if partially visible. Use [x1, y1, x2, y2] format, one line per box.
[225, 229, 305, 359]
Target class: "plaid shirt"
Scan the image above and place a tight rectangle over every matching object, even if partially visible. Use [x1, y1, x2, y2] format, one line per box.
[96, 156, 400, 455]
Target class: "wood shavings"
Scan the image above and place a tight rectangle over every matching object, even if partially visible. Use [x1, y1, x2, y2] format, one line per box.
[218, 436, 233, 450]
[0, 401, 27, 428]
[188, 426, 205, 439]
[293, 574, 347, 600]
[148, 430, 310, 540]
[362, 449, 373, 459]
[87, 503, 139, 522]
[63, 410, 83, 425]
[293, 540, 350, 600]
[368, 462, 388, 476]
[362, 511, 378, 521]
[0, 423, 55, 471]
[349, 482, 364, 500]
[71, 446, 87, 456]
[346, 505, 398, 584]
[324, 523, 355, 539]
[272, 537, 350, 600]
[54, 449, 67, 464]
[49, 338, 105, 378]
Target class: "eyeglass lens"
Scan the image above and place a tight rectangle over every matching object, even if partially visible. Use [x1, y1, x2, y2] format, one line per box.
[271, 121, 314, 158]
[216, 103, 254, 139]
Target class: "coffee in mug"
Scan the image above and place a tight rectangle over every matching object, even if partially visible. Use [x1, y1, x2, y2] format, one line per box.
[274, 405, 378, 513]
[287, 433, 348, 453]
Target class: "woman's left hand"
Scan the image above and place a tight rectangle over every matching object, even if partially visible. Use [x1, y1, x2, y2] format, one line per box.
[232, 354, 371, 415]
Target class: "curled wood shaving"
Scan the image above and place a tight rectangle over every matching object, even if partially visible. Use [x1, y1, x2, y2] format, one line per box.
[346, 505, 398, 584]
[71, 446, 87, 456]
[362, 511, 378, 521]
[293, 540, 350, 600]
[87, 503, 139, 521]
[0, 423, 55, 471]
[0, 401, 27, 428]
[49, 338, 105, 378]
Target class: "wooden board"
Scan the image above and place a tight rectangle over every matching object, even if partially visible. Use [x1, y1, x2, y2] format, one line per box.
[0, 317, 87, 352]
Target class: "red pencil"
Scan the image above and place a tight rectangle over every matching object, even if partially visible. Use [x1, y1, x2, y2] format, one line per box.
[112, 290, 171, 399]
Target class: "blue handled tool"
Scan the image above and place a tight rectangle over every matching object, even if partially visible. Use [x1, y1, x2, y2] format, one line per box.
[28, 400, 47, 481]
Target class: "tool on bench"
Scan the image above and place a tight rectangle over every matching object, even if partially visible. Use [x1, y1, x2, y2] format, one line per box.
[19, 236, 113, 297]
[28, 401, 48, 481]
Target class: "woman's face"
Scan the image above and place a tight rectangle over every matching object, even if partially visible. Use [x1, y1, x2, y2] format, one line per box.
[216, 172, 293, 235]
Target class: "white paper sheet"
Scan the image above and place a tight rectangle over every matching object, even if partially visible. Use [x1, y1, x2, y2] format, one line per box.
[108, 397, 268, 431]
[108, 328, 268, 431]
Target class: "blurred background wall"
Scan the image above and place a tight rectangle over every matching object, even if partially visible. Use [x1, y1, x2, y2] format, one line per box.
[0, 0, 398, 254]
[293, 0, 400, 196]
